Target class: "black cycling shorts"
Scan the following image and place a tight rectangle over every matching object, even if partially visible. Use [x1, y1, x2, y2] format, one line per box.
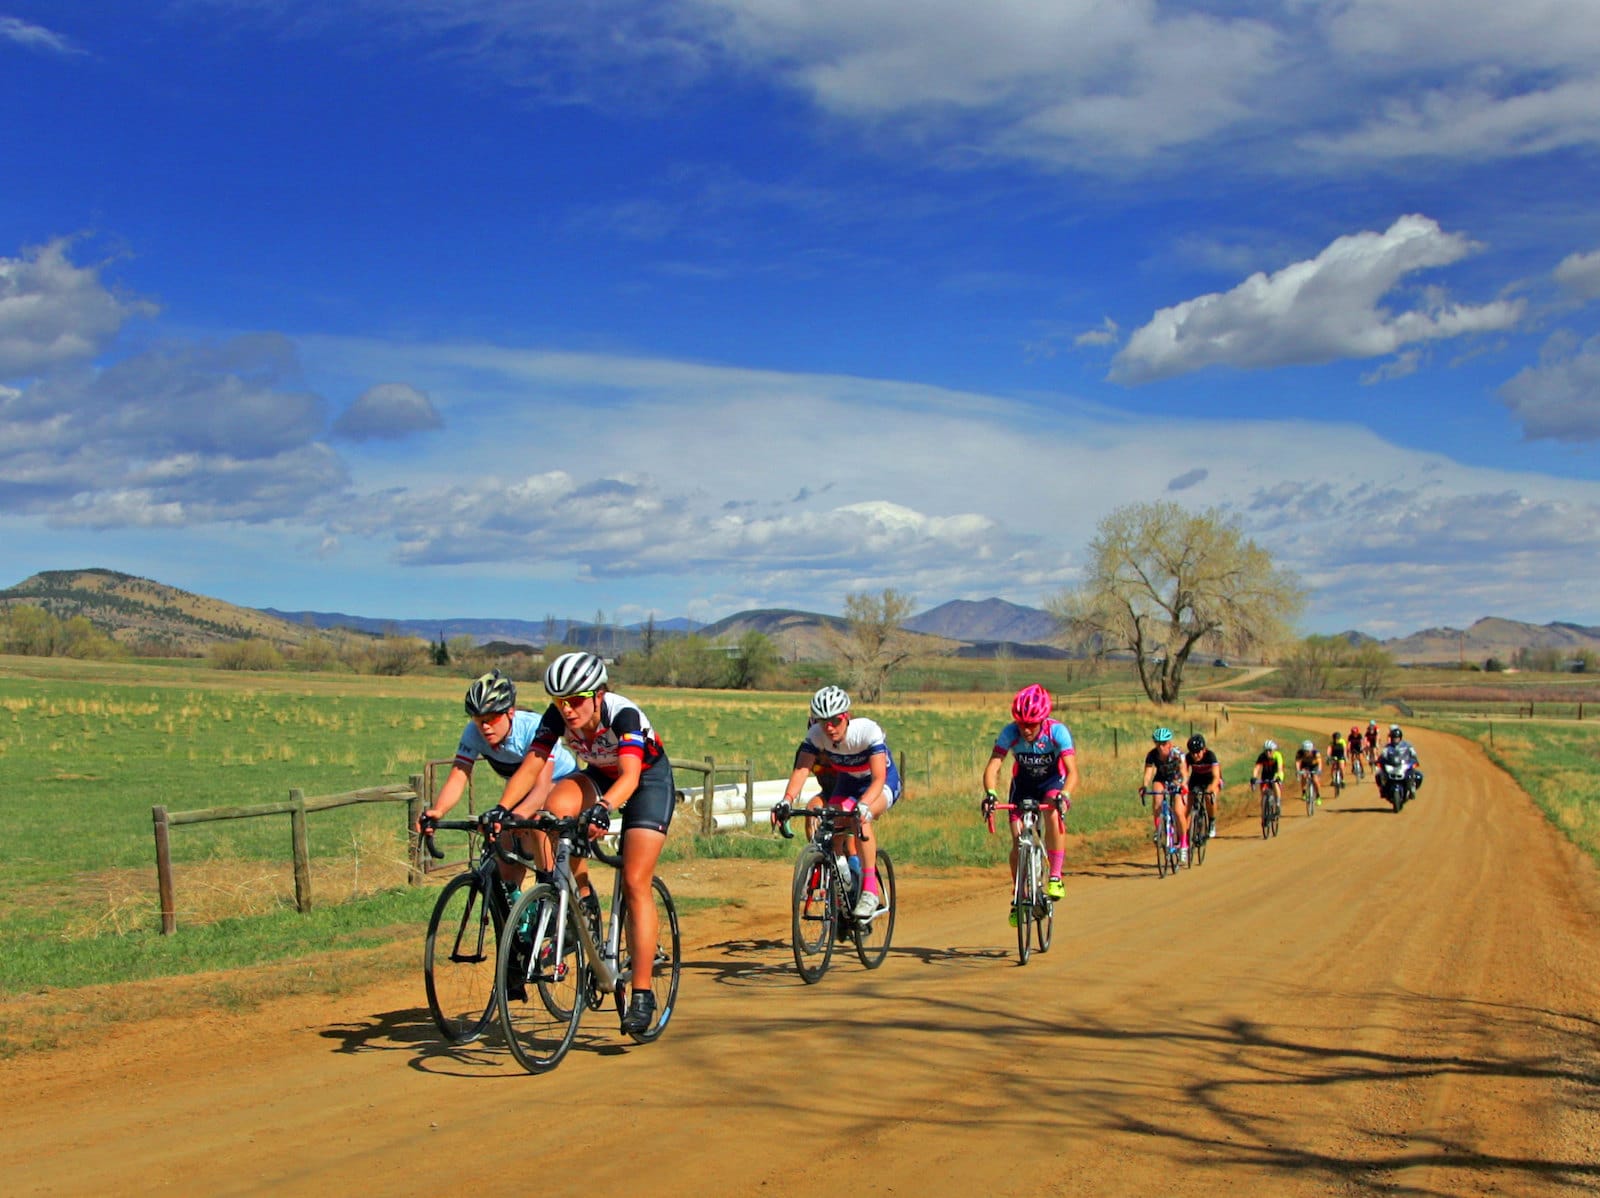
[589, 755, 676, 835]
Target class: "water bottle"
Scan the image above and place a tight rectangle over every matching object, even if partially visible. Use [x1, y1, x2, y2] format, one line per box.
[836, 854, 855, 898]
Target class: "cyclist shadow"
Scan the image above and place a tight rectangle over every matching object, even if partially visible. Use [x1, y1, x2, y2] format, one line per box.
[894, 943, 1010, 968]
[1329, 805, 1398, 815]
[691, 937, 812, 988]
[318, 1006, 515, 1076]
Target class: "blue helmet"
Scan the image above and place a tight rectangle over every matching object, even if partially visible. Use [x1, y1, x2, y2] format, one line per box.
[1152, 727, 1173, 744]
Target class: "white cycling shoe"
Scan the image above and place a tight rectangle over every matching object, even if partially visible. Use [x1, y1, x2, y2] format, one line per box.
[852, 890, 881, 920]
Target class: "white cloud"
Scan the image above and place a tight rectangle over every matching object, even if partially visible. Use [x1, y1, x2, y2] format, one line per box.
[1554, 249, 1600, 301]
[1111, 215, 1523, 384]
[0, 239, 156, 379]
[332, 382, 444, 441]
[1074, 317, 1118, 348]
[0, 16, 81, 55]
[1499, 334, 1600, 442]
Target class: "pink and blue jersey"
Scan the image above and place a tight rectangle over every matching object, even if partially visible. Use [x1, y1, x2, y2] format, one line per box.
[991, 719, 1075, 800]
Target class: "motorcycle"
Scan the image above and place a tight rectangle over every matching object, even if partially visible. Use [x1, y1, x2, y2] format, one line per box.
[1378, 754, 1413, 813]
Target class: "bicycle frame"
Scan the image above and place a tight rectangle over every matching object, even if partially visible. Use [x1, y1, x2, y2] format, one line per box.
[506, 814, 631, 998]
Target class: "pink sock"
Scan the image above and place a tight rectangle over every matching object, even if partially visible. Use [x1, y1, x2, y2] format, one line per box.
[1048, 850, 1065, 878]
[863, 872, 881, 897]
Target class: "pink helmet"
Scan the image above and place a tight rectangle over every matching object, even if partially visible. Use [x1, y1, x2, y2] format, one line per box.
[1011, 684, 1052, 724]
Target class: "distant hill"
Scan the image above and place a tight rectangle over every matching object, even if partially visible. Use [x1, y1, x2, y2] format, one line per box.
[700, 608, 959, 662]
[1, 569, 310, 654]
[904, 598, 1058, 644]
[1384, 617, 1600, 664]
[261, 609, 704, 647]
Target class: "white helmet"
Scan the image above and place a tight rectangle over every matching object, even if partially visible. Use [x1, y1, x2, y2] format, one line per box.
[810, 685, 851, 720]
[543, 651, 607, 697]
[1264, 739, 1277, 751]
[1300, 740, 1314, 752]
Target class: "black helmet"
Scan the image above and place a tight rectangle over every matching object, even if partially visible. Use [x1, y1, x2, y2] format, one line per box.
[464, 669, 516, 717]
[1389, 724, 1403, 740]
[1187, 733, 1206, 752]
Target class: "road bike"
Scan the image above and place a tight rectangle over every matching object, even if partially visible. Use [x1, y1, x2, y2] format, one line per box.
[984, 794, 1068, 964]
[773, 800, 896, 983]
[494, 812, 681, 1074]
[1188, 790, 1213, 865]
[1298, 768, 1320, 817]
[419, 813, 516, 1044]
[1257, 779, 1281, 838]
[1349, 752, 1364, 783]
[1330, 758, 1345, 796]
[1140, 786, 1184, 877]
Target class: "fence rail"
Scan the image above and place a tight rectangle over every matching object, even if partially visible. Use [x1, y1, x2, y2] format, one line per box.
[151, 774, 425, 935]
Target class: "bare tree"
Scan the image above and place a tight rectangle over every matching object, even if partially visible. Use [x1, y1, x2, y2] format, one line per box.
[1350, 641, 1394, 701]
[1281, 635, 1345, 698]
[1049, 502, 1302, 704]
[827, 589, 918, 702]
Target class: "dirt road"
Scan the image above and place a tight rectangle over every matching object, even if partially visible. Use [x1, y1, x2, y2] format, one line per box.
[5, 726, 1599, 1196]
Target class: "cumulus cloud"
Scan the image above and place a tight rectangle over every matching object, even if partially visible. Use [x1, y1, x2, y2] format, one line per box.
[1554, 249, 1600, 301]
[0, 239, 156, 378]
[1111, 215, 1523, 384]
[332, 382, 444, 441]
[1499, 334, 1600, 442]
[0, 16, 81, 55]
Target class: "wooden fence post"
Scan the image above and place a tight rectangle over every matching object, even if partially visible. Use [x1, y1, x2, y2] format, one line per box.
[701, 756, 716, 835]
[289, 788, 312, 914]
[152, 805, 176, 936]
[743, 761, 754, 828]
[1112, 727, 1118, 758]
[406, 773, 425, 885]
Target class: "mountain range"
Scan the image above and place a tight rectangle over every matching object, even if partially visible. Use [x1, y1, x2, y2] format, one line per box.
[3, 569, 1599, 664]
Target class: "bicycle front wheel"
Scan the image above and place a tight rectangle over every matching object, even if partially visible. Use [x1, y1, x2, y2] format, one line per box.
[1191, 802, 1209, 866]
[617, 876, 681, 1044]
[791, 850, 838, 983]
[1013, 850, 1034, 965]
[854, 849, 896, 970]
[423, 873, 502, 1044]
[1156, 808, 1172, 877]
[498, 885, 584, 1074]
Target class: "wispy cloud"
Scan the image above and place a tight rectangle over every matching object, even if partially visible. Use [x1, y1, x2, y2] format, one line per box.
[0, 16, 82, 56]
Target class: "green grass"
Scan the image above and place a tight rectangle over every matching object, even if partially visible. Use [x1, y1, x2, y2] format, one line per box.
[0, 652, 1443, 998]
[1438, 717, 1600, 866]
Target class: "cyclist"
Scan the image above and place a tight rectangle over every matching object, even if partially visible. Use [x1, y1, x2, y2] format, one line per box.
[1184, 732, 1223, 838]
[1374, 724, 1423, 803]
[1348, 725, 1366, 780]
[981, 684, 1079, 920]
[1326, 730, 1348, 791]
[417, 670, 583, 894]
[1294, 739, 1323, 805]
[779, 686, 901, 920]
[1142, 727, 1191, 864]
[1252, 739, 1286, 817]
[1364, 720, 1380, 767]
[496, 651, 676, 1036]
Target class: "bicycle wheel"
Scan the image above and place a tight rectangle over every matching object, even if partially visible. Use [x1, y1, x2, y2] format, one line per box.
[1156, 805, 1172, 877]
[1270, 796, 1281, 837]
[1031, 844, 1055, 955]
[423, 873, 502, 1044]
[854, 849, 896, 970]
[616, 876, 681, 1044]
[1191, 802, 1209, 866]
[791, 849, 837, 983]
[1013, 849, 1034, 965]
[1260, 792, 1271, 839]
[1305, 787, 1315, 818]
[498, 885, 584, 1074]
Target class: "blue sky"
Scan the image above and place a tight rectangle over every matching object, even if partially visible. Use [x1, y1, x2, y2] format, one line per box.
[3, 2, 1599, 637]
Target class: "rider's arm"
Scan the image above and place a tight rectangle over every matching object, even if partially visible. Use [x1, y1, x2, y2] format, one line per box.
[782, 749, 818, 805]
[496, 742, 552, 811]
[858, 751, 888, 811]
[599, 752, 642, 814]
[424, 762, 472, 823]
[504, 752, 560, 816]
[981, 748, 1005, 796]
[1059, 749, 1079, 797]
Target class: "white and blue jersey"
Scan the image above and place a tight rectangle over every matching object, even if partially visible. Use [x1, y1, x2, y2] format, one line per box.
[797, 716, 900, 806]
[454, 710, 578, 781]
[992, 719, 1075, 800]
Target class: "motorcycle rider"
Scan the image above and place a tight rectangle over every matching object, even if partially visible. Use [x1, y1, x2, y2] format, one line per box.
[1374, 724, 1423, 804]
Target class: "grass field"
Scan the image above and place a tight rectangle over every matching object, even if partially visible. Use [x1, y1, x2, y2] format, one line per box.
[0, 651, 1520, 1012]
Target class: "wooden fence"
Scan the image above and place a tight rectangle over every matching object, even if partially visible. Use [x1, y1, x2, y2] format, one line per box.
[150, 773, 425, 935]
